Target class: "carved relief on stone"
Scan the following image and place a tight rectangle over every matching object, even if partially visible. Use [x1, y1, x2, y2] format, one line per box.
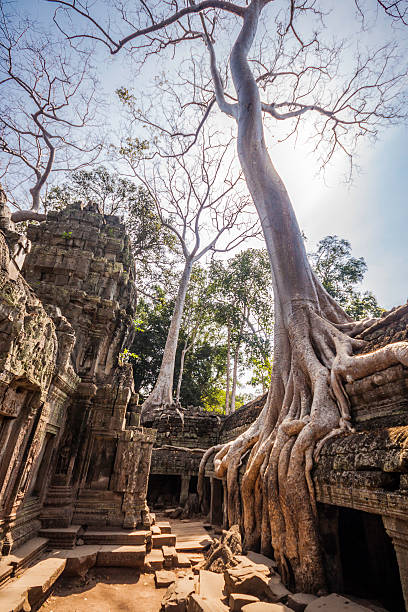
[55, 430, 73, 476]
[0, 384, 29, 418]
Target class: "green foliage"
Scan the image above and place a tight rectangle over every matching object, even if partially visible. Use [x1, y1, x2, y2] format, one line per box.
[209, 249, 274, 394]
[118, 348, 139, 366]
[130, 290, 173, 395]
[345, 291, 384, 319]
[311, 235, 383, 319]
[132, 318, 145, 333]
[202, 389, 249, 414]
[61, 230, 72, 239]
[180, 341, 227, 407]
[248, 355, 273, 392]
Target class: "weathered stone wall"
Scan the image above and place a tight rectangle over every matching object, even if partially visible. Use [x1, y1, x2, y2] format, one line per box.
[314, 425, 408, 518]
[0, 201, 156, 553]
[147, 395, 267, 485]
[147, 398, 268, 510]
[146, 406, 221, 450]
[24, 203, 136, 385]
[146, 406, 221, 507]
[0, 202, 79, 553]
[151, 446, 204, 476]
[219, 394, 266, 443]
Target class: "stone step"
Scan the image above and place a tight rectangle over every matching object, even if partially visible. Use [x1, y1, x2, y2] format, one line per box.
[162, 545, 177, 569]
[96, 545, 146, 568]
[144, 549, 164, 571]
[0, 560, 13, 589]
[39, 525, 81, 549]
[0, 582, 29, 612]
[152, 533, 177, 548]
[0, 557, 66, 611]
[175, 538, 212, 552]
[83, 529, 151, 546]
[51, 545, 101, 578]
[8, 537, 49, 573]
[176, 553, 192, 568]
[0, 537, 49, 591]
[156, 521, 172, 534]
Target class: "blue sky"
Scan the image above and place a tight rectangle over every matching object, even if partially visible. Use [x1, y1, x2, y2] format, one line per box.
[16, 1, 408, 310]
[276, 125, 408, 310]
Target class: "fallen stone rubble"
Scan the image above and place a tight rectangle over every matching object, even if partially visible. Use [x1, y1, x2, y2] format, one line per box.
[158, 528, 388, 612]
[159, 559, 388, 611]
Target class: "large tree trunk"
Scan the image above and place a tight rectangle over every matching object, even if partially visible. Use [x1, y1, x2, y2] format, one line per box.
[200, 0, 408, 595]
[141, 258, 193, 420]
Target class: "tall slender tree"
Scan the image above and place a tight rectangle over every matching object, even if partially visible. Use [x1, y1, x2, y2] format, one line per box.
[175, 265, 215, 405]
[120, 131, 260, 420]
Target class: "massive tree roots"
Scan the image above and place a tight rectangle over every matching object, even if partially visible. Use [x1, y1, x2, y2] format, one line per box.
[199, 303, 408, 594]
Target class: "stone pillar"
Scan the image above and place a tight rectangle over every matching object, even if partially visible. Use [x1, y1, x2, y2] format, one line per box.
[180, 474, 190, 505]
[383, 515, 408, 610]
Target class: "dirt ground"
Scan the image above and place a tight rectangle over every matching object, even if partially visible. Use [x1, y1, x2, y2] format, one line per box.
[39, 568, 167, 612]
[38, 517, 209, 612]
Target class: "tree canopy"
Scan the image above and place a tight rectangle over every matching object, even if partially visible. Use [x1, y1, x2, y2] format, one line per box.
[311, 235, 383, 319]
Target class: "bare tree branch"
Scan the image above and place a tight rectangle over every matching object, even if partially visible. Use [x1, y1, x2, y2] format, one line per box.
[0, 4, 103, 217]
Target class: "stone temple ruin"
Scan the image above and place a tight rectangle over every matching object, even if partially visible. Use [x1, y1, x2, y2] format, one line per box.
[0, 201, 407, 611]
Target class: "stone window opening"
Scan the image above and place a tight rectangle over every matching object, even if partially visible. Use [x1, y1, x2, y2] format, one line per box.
[147, 474, 181, 509]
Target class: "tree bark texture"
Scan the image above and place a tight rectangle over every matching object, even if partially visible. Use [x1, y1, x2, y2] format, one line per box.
[199, 0, 408, 595]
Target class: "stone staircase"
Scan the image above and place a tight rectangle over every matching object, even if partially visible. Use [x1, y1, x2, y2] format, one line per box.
[0, 515, 204, 611]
